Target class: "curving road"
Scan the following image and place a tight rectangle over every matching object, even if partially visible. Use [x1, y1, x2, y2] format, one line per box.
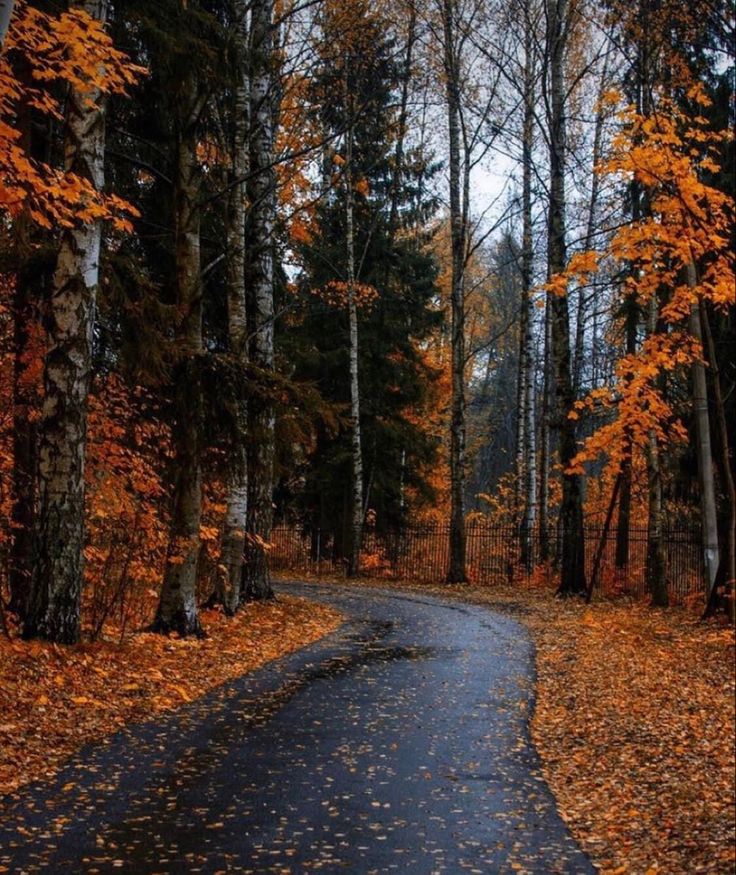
[0, 582, 593, 873]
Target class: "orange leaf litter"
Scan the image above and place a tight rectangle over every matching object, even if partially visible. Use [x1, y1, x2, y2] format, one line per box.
[0, 596, 343, 798]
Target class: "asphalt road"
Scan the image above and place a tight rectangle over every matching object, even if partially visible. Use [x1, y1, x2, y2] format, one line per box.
[0, 582, 594, 874]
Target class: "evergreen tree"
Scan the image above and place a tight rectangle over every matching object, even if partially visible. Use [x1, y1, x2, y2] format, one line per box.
[280, 2, 442, 555]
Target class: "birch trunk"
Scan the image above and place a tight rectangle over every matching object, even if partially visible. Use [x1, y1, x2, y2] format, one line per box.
[345, 108, 364, 578]
[216, 0, 250, 614]
[539, 297, 551, 561]
[546, 0, 586, 596]
[443, 0, 467, 584]
[244, 0, 276, 600]
[153, 80, 205, 636]
[518, 12, 537, 570]
[688, 270, 719, 596]
[24, 0, 107, 643]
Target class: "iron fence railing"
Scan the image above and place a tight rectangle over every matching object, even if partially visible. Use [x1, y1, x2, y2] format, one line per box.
[269, 523, 707, 602]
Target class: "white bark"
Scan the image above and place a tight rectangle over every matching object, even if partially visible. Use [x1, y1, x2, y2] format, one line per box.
[25, 0, 107, 643]
[244, 0, 276, 600]
[518, 6, 537, 567]
[344, 82, 364, 577]
[219, 0, 250, 613]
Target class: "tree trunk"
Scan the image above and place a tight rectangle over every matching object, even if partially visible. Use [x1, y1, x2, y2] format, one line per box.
[345, 71, 364, 578]
[24, 0, 108, 643]
[518, 13, 537, 570]
[443, 0, 467, 584]
[615, 300, 638, 568]
[572, 59, 606, 399]
[539, 297, 551, 562]
[645, 294, 668, 606]
[546, 0, 586, 597]
[688, 271, 719, 597]
[153, 79, 205, 636]
[216, 0, 250, 615]
[387, 1, 416, 247]
[244, 0, 276, 601]
[699, 302, 736, 619]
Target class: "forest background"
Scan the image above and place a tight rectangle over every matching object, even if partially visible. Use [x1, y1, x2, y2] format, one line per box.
[0, 0, 734, 644]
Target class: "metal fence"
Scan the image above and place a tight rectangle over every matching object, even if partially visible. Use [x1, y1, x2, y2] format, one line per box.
[269, 523, 707, 603]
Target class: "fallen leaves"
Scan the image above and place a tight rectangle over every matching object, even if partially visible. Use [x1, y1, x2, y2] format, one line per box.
[0, 595, 342, 798]
[529, 601, 735, 875]
[315, 574, 736, 874]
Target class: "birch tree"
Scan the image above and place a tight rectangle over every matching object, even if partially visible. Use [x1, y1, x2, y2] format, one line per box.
[24, 0, 109, 643]
[517, 1, 538, 569]
[216, 0, 250, 614]
[344, 71, 364, 578]
[244, 0, 277, 601]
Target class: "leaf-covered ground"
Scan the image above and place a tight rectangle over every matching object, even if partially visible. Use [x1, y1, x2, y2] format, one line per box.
[285, 574, 735, 874]
[0, 596, 343, 799]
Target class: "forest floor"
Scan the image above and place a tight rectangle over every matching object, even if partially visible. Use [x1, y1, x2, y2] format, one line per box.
[0, 595, 342, 799]
[275, 573, 736, 875]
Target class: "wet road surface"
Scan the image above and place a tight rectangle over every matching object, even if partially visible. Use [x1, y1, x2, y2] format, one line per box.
[0, 582, 593, 873]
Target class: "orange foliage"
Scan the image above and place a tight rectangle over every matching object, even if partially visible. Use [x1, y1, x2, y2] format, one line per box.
[564, 92, 735, 475]
[307, 279, 380, 310]
[83, 377, 172, 638]
[0, 1, 143, 230]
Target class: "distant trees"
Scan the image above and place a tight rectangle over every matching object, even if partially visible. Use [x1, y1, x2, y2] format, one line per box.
[286, 0, 442, 562]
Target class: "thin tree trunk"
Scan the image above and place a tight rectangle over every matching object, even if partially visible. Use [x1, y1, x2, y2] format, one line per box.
[645, 294, 668, 606]
[546, 0, 586, 596]
[700, 303, 736, 619]
[688, 270, 719, 597]
[586, 471, 623, 603]
[153, 79, 205, 636]
[24, 0, 108, 643]
[216, 0, 250, 614]
[615, 300, 638, 568]
[539, 297, 551, 562]
[244, 0, 276, 600]
[345, 72, 364, 578]
[519, 12, 537, 570]
[572, 58, 607, 398]
[443, 0, 467, 584]
[387, 1, 416, 247]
